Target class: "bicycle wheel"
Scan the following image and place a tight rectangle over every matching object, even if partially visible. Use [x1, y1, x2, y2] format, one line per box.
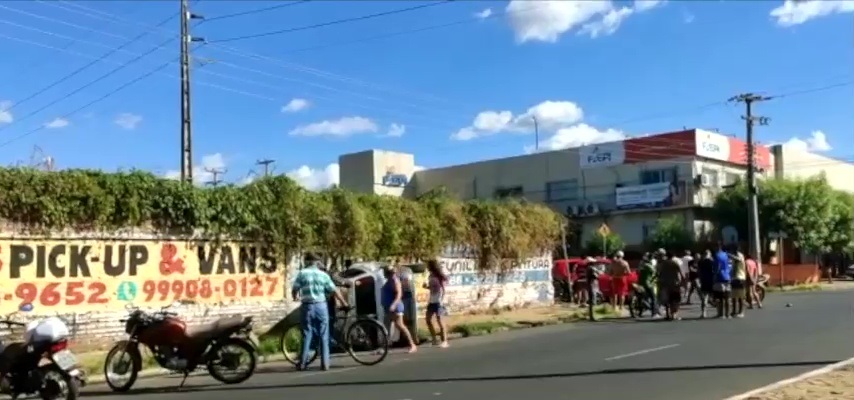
[279, 324, 317, 367]
[345, 318, 389, 366]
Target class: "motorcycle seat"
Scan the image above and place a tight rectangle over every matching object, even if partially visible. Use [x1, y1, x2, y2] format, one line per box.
[186, 315, 251, 339]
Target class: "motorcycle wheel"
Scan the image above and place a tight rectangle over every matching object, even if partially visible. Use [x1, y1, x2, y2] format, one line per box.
[103, 343, 142, 393]
[628, 295, 638, 318]
[39, 365, 79, 400]
[207, 338, 257, 385]
[757, 286, 766, 302]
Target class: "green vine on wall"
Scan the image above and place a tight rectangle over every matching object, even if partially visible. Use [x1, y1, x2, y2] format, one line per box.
[0, 168, 564, 271]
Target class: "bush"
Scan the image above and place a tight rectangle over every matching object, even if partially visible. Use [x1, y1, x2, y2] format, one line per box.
[0, 168, 564, 271]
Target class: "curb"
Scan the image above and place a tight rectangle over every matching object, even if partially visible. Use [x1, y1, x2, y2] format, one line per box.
[723, 356, 854, 400]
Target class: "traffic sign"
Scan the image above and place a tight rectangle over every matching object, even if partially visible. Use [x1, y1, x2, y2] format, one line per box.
[597, 223, 611, 237]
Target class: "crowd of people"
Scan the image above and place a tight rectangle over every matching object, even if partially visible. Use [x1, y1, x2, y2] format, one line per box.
[572, 244, 764, 321]
[289, 253, 450, 371]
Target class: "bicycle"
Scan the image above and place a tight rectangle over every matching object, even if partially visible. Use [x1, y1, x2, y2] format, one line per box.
[279, 306, 389, 367]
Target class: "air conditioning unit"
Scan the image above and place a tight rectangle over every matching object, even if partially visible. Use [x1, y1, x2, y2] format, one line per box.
[565, 205, 578, 216]
[700, 174, 712, 187]
[585, 203, 599, 215]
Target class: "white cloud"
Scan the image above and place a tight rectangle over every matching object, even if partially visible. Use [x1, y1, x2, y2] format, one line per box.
[506, 0, 663, 43]
[683, 11, 695, 24]
[386, 123, 406, 137]
[44, 117, 70, 129]
[287, 163, 340, 191]
[288, 116, 378, 137]
[525, 123, 626, 153]
[0, 100, 12, 124]
[114, 113, 142, 130]
[475, 8, 493, 19]
[451, 100, 584, 141]
[783, 130, 832, 152]
[163, 153, 228, 184]
[770, 0, 854, 26]
[282, 98, 310, 113]
[414, 165, 426, 172]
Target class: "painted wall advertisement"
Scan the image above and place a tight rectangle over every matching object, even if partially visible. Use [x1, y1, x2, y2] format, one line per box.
[413, 254, 552, 308]
[578, 142, 626, 169]
[615, 182, 685, 210]
[0, 239, 285, 314]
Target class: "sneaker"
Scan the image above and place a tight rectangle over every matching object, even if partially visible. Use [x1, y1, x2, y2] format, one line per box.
[439, 341, 449, 348]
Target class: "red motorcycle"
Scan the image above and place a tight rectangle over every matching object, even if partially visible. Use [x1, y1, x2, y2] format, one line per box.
[102, 305, 257, 392]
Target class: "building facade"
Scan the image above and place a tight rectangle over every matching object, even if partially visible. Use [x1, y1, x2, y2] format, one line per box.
[339, 129, 782, 249]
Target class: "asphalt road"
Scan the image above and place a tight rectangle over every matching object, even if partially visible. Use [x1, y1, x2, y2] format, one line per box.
[81, 289, 854, 400]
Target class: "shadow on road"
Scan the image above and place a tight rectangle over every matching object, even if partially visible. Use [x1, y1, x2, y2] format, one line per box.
[83, 359, 839, 396]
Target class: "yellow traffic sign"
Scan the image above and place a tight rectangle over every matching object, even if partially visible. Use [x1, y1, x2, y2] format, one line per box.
[597, 223, 611, 237]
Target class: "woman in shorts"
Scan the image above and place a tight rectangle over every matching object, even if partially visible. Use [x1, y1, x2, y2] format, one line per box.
[423, 260, 449, 348]
[382, 265, 418, 353]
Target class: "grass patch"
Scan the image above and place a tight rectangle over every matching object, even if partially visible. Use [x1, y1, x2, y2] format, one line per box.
[766, 284, 823, 293]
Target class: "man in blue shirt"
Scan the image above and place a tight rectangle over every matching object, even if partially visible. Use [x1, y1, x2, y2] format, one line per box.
[291, 253, 348, 371]
[714, 244, 732, 319]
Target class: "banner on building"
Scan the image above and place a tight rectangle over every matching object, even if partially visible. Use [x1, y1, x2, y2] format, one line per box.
[615, 181, 686, 210]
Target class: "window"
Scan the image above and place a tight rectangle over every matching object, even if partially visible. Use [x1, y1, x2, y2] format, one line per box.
[640, 168, 678, 185]
[494, 186, 523, 198]
[545, 179, 578, 202]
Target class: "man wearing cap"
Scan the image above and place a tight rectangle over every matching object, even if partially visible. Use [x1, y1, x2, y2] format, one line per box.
[291, 253, 349, 371]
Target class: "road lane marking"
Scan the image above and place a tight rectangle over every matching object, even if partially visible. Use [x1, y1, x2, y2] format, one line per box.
[604, 344, 681, 361]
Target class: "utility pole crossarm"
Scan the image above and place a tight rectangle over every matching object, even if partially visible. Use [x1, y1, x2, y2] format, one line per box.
[256, 158, 276, 177]
[204, 167, 226, 187]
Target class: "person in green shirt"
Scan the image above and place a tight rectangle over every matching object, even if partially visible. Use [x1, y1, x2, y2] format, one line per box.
[638, 252, 660, 317]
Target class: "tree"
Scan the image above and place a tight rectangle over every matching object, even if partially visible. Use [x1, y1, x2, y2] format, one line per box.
[646, 216, 695, 251]
[584, 232, 624, 256]
[712, 175, 849, 255]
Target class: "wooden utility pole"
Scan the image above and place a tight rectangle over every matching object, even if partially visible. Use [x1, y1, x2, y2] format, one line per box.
[256, 159, 276, 176]
[204, 167, 226, 187]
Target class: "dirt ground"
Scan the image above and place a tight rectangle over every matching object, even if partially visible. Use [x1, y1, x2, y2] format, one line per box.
[746, 366, 854, 400]
[443, 304, 579, 326]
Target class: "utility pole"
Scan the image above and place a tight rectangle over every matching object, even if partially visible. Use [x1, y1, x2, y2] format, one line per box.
[179, 0, 204, 184]
[729, 93, 771, 264]
[256, 159, 276, 177]
[532, 116, 539, 151]
[204, 167, 226, 187]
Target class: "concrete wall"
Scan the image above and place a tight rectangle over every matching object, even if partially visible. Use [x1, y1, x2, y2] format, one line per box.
[413, 254, 553, 313]
[338, 150, 416, 196]
[0, 232, 552, 345]
[771, 144, 854, 193]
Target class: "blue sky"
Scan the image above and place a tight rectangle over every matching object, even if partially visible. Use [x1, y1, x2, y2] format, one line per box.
[0, 0, 851, 188]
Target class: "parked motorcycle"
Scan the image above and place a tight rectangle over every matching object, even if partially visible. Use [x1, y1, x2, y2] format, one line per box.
[103, 304, 258, 392]
[0, 317, 86, 400]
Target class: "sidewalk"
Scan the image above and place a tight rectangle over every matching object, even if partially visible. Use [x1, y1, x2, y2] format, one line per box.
[742, 366, 854, 399]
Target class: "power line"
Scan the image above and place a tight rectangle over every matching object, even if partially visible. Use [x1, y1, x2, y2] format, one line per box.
[0, 13, 177, 117]
[203, 0, 311, 23]
[0, 35, 178, 134]
[0, 59, 175, 148]
[31, 0, 470, 108]
[209, 1, 454, 44]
